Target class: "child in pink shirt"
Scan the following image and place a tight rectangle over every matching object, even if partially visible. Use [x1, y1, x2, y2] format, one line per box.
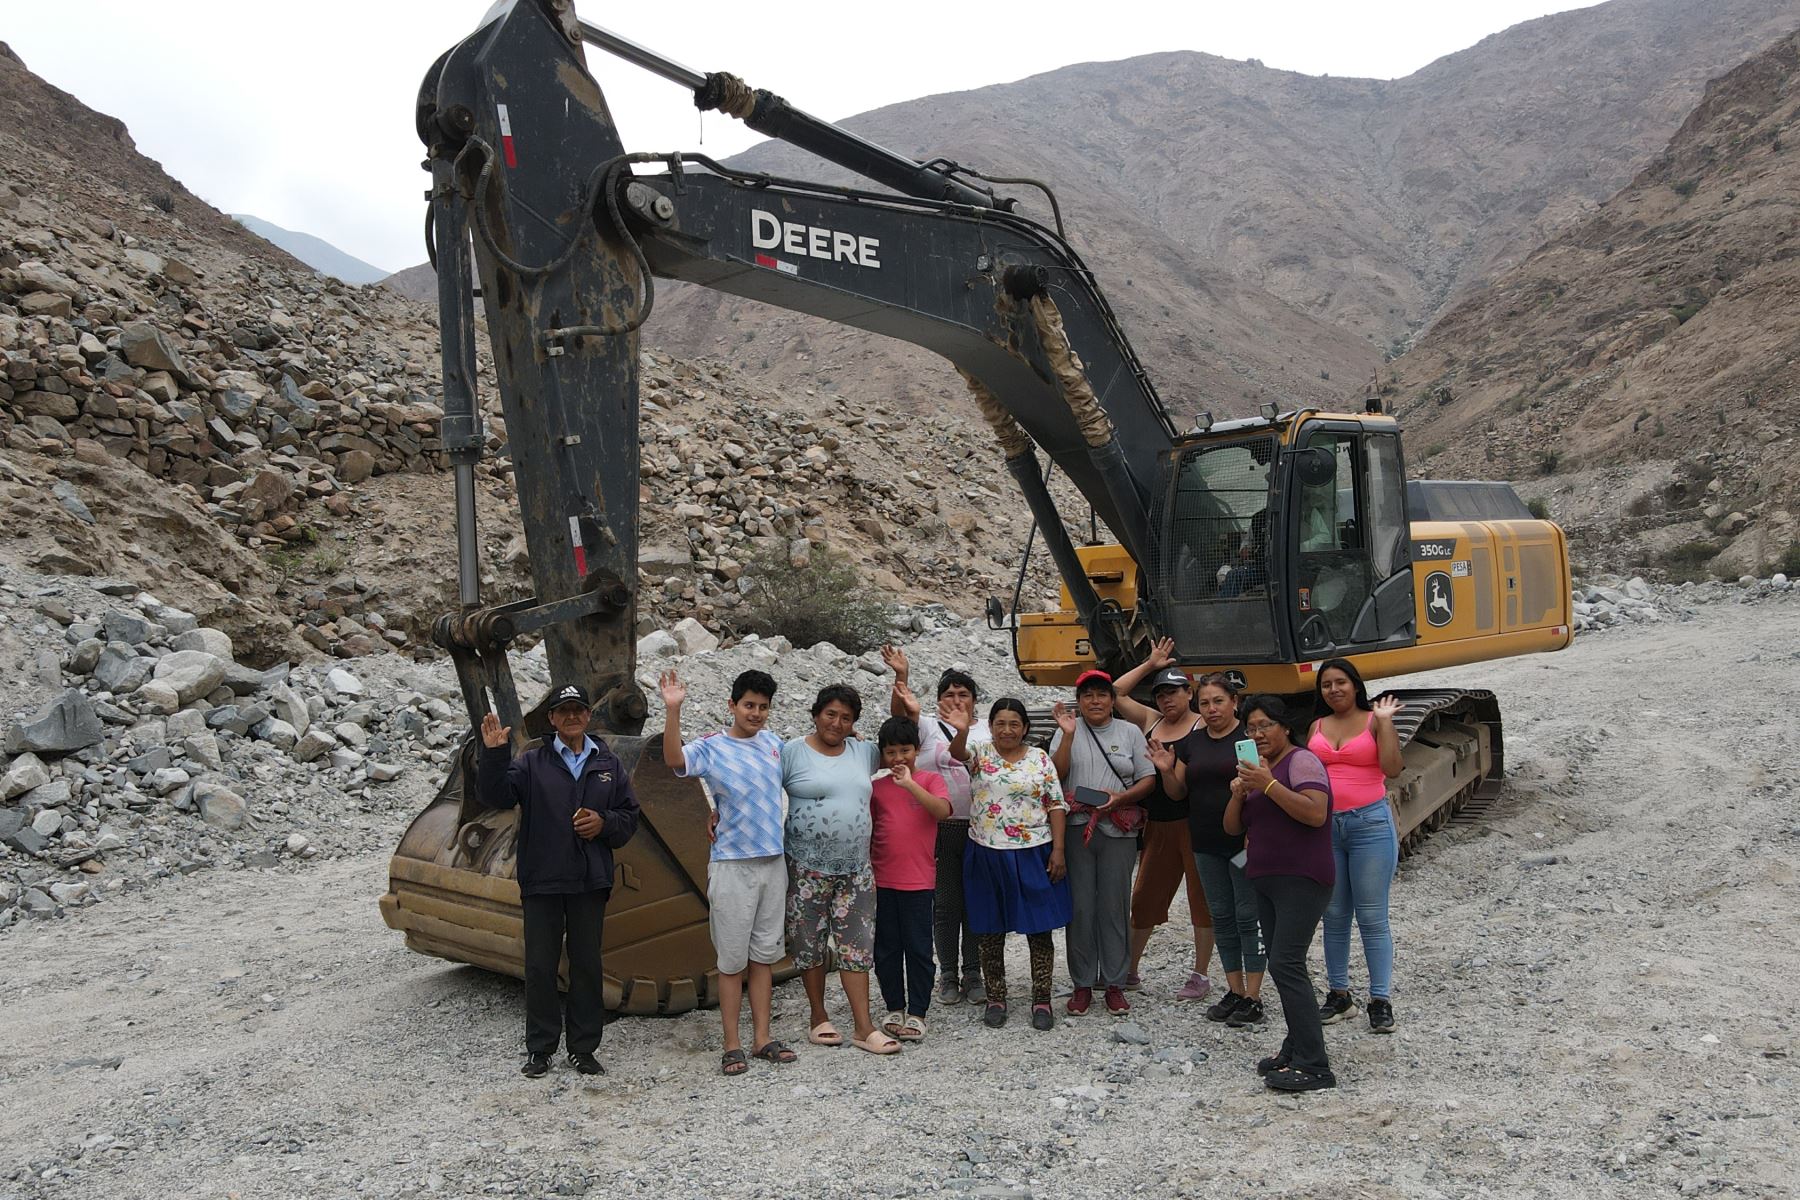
[871, 717, 951, 1041]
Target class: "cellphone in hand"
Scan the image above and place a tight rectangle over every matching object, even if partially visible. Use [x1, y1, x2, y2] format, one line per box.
[1234, 739, 1260, 768]
[1073, 785, 1111, 809]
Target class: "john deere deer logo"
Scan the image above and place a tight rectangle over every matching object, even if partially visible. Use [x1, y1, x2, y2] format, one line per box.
[1424, 572, 1454, 627]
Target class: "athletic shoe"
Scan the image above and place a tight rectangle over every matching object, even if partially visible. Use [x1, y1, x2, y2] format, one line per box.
[1175, 972, 1213, 1003]
[1265, 1065, 1336, 1092]
[1030, 1004, 1055, 1031]
[1226, 997, 1266, 1027]
[569, 1051, 604, 1076]
[521, 1053, 551, 1078]
[1367, 997, 1396, 1033]
[1123, 971, 1143, 992]
[982, 1002, 1008, 1029]
[1205, 991, 1246, 1023]
[1319, 989, 1360, 1025]
[1066, 986, 1093, 1016]
[938, 978, 965, 1006]
[1104, 986, 1131, 1015]
[964, 978, 987, 1006]
[1256, 1053, 1291, 1076]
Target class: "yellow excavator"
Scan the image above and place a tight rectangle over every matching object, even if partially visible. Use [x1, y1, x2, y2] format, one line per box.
[380, 0, 1571, 1013]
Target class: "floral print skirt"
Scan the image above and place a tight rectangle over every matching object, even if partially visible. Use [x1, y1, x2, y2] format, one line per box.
[785, 861, 876, 972]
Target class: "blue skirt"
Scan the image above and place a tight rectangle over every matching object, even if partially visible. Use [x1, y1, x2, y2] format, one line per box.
[963, 841, 1073, 935]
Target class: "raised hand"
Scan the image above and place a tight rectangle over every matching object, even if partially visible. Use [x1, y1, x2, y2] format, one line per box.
[658, 668, 687, 709]
[1053, 702, 1078, 737]
[893, 678, 922, 722]
[1372, 695, 1403, 726]
[889, 762, 913, 788]
[480, 712, 511, 749]
[1148, 738, 1175, 773]
[1145, 636, 1176, 671]
[880, 643, 911, 683]
[940, 696, 972, 735]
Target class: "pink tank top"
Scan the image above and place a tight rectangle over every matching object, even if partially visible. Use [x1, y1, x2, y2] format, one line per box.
[1307, 719, 1389, 811]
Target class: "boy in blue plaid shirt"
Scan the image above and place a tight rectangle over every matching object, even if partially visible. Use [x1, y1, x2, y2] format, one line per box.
[660, 668, 797, 1075]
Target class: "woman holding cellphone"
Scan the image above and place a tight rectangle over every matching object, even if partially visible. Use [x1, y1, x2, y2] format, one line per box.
[1225, 694, 1336, 1092]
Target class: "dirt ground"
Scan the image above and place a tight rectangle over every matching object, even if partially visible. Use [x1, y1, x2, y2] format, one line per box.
[2, 597, 1796, 1200]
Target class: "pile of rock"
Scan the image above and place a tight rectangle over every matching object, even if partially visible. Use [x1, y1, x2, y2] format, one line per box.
[0, 569, 492, 928]
[1571, 571, 1794, 633]
[0, 201, 451, 549]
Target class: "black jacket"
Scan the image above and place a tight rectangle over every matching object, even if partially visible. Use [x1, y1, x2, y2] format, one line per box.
[478, 738, 640, 897]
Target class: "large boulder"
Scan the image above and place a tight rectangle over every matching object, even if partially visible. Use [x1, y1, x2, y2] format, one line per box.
[119, 322, 193, 385]
[268, 682, 310, 735]
[151, 650, 228, 705]
[4, 691, 104, 754]
[1, 752, 51, 800]
[171, 628, 235, 660]
[192, 780, 247, 831]
[94, 644, 153, 694]
[671, 617, 719, 656]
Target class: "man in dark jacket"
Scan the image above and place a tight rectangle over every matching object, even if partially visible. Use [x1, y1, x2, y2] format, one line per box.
[479, 683, 640, 1077]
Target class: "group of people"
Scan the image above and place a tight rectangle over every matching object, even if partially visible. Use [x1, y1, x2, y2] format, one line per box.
[481, 642, 1408, 1094]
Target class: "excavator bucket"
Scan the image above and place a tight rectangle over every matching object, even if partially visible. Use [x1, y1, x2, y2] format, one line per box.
[379, 730, 766, 1014]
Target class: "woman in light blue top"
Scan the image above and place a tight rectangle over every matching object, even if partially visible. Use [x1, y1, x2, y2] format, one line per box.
[781, 684, 899, 1055]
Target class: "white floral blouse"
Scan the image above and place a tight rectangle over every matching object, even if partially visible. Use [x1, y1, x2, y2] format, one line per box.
[965, 742, 1065, 850]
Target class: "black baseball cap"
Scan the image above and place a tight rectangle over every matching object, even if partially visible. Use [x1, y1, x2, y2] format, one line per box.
[1149, 668, 1191, 693]
[549, 683, 591, 711]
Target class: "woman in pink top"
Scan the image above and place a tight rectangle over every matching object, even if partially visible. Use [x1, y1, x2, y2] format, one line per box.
[1308, 659, 1404, 1033]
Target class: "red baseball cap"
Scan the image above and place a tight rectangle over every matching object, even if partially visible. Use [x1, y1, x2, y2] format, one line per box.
[1074, 668, 1114, 692]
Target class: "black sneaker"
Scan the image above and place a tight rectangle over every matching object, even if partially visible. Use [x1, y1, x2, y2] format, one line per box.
[982, 1002, 1008, 1029]
[569, 1051, 604, 1075]
[1265, 1065, 1336, 1092]
[1367, 998, 1395, 1034]
[1256, 1053, 1291, 1076]
[1205, 991, 1246, 1023]
[520, 1052, 551, 1078]
[1030, 1003, 1054, 1031]
[1226, 997, 1266, 1028]
[1319, 989, 1360, 1025]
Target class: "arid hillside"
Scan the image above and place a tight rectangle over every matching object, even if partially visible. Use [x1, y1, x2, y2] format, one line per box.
[0, 40, 1075, 676]
[645, 0, 1800, 419]
[1391, 31, 1800, 579]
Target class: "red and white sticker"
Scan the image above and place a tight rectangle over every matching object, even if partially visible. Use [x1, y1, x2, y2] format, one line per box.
[497, 103, 518, 168]
[753, 252, 799, 276]
[569, 515, 587, 575]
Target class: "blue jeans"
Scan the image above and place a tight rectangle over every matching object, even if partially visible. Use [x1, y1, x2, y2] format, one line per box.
[1323, 802, 1398, 999]
[1193, 851, 1264, 974]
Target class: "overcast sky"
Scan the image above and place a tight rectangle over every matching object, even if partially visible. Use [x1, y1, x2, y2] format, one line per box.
[7, 0, 1603, 275]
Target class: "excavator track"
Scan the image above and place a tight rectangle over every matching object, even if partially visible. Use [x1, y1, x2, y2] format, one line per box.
[1383, 689, 1503, 855]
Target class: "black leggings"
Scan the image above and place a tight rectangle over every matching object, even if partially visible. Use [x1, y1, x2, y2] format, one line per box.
[1252, 874, 1333, 1074]
[934, 820, 978, 980]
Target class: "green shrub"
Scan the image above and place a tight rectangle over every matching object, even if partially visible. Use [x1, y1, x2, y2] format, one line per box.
[1659, 540, 1718, 582]
[1527, 497, 1552, 521]
[1778, 543, 1800, 577]
[738, 543, 891, 653]
[1671, 178, 1698, 199]
[1671, 300, 1706, 325]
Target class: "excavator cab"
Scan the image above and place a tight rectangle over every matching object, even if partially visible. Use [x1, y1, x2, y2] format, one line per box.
[1147, 410, 1416, 676]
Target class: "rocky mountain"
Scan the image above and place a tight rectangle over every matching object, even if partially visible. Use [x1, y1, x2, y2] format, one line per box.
[1389, 31, 1800, 580]
[0, 39, 1072, 680]
[379, 262, 436, 304]
[646, 0, 1800, 420]
[231, 215, 390, 286]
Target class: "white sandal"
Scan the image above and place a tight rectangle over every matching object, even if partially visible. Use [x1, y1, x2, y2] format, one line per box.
[880, 1011, 907, 1038]
[898, 1014, 926, 1041]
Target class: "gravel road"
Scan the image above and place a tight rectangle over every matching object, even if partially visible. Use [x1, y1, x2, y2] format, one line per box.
[3, 597, 1796, 1199]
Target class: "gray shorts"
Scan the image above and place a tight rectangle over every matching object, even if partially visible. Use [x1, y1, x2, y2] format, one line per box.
[708, 854, 788, 975]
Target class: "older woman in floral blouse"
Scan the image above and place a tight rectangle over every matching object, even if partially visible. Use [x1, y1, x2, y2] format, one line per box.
[946, 697, 1071, 1031]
